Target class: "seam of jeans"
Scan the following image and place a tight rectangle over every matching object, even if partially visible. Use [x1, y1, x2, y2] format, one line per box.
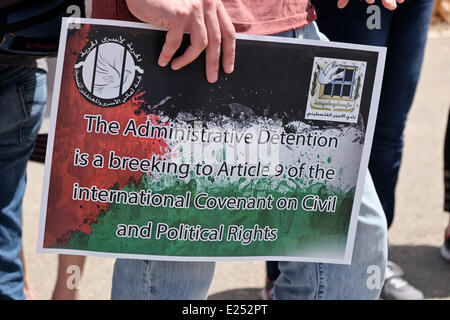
[0, 67, 31, 84]
[314, 262, 320, 300]
[146, 260, 153, 300]
[17, 85, 28, 144]
[17, 74, 47, 144]
[17, 71, 47, 91]
[317, 263, 326, 300]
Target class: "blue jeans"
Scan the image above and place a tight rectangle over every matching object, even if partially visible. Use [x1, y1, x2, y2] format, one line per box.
[312, 0, 434, 227]
[111, 22, 388, 300]
[0, 66, 47, 300]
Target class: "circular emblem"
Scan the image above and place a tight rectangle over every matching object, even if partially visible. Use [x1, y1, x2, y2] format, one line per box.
[74, 37, 144, 107]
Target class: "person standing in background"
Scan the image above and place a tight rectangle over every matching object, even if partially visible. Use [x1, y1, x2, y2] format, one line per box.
[263, 0, 434, 300]
[0, 0, 87, 300]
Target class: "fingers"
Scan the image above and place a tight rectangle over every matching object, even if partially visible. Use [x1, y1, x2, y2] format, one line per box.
[217, 1, 235, 75]
[158, 0, 235, 83]
[158, 27, 184, 67]
[171, 13, 208, 71]
[203, 0, 222, 83]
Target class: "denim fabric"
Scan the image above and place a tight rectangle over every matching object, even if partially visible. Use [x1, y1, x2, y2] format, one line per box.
[273, 172, 387, 300]
[0, 65, 47, 300]
[111, 22, 387, 300]
[111, 260, 216, 300]
[312, 0, 434, 227]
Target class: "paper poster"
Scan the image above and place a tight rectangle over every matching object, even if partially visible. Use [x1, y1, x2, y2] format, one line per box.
[37, 18, 385, 264]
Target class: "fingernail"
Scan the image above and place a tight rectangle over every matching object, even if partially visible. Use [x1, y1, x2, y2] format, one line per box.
[209, 72, 218, 83]
[223, 64, 234, 74]
[171, 62, 181, 70]
[158, 59, 168, 67]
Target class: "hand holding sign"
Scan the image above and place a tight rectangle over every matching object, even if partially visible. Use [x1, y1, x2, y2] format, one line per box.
[125, 0, 236, 83]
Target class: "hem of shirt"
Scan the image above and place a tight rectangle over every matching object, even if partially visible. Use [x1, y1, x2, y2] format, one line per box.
[233, 10, 317, 36]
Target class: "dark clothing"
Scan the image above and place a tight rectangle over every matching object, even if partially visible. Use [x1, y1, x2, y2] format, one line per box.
[312, 0, 434, 227]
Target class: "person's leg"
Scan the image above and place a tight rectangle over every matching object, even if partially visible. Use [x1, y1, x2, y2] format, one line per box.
[312, 0, 395, 223]
[270, 22, 387, 300]
[0, 65, 46, 300]
[19, 247, 35, 300]
[273, 171, 387, 299]
[374, 1, 432, 300]
[266, 261, 280, 281]
[314, 0, 434, 227]
[369, 0, 434, 227]
[260, 261, 280, 299]
[111, 259, 215, 300]
[310, 1, 431, 299]
[52, 255, 86, 300]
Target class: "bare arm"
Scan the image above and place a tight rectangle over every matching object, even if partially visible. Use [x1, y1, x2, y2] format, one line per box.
[125, 0, 236, 83]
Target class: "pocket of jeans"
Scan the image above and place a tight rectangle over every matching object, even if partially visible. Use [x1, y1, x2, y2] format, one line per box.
[18, 71, 47, 145]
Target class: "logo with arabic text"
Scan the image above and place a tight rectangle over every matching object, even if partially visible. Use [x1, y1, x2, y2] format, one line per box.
[74, 35, 144, 107]
[305, 57, 366, 124]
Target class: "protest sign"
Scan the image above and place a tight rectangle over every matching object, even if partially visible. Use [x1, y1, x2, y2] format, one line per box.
[37, 18, 385, 264]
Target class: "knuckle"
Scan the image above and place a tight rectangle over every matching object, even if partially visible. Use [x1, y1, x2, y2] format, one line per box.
[165, 38, 180, 51]
[203, 0, 215, 7]
[189, 0, 202, 12]
[209, 33, 221, 45]
[224, 30, 235, 42]
[165, 42, 178, 52]
[167, 36, 177, 44]
[198, 36, 208, 49]
[208, 59, 220, 69]
[225, 24, 236, 38]
[174, 7, 189, 19]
